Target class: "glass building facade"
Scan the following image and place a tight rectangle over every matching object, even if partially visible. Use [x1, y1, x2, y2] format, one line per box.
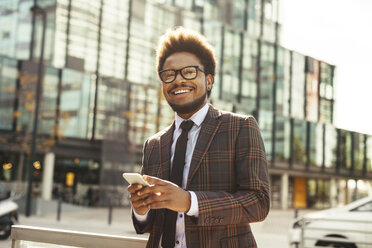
[0, 0, 371, 209]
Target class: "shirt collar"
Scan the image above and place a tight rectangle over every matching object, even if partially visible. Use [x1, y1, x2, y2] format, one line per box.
[174, 103, 209, 131]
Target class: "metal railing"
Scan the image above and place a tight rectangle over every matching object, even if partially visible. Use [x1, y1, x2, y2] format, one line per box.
[300, 217, 372, 248]
[11, 225, 147, 248]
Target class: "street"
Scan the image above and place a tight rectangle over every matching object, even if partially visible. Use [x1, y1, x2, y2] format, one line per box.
[0, 205, 311, 247]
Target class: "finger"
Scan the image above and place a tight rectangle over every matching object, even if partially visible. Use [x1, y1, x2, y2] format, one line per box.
[147, 200, 171, 210]
[143, 193, 169, 206]
[132, 199, 149, 209]
[143, 175, 170, 186]
[128, 184, 143, 194]
[137, 185, 167, 196]
[133, 203, 150, 213]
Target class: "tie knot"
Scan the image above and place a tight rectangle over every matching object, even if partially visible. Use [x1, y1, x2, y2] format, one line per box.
[180, 120, 194, 132]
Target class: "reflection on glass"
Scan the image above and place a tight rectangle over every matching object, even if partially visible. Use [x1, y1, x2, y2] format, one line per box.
[309, 122, 323, 167]
[260, 42, 275, 111]
[99, 0, 129, 79]
[95, 77, 128, 140]
[231, 0, 246, 30]
[319, 62, 334, 123]
[203, 0, 229, 24]
[324, 124, 337, 168]
[259, 110, 273, 162]
[39, 67, 59, 135]
[67, 0, 100, 72]
[275, 115, 290, 162]
[293, 119, 307, 165]
[0, 57, 17, 130]
[247, 0, 261, 38]
[241, 36, 257, 112]
[221, 29, 240, 102]
[291, 52, 305, 119]
[276, 47, 290, 116]
[262, 0, 277, 43]
[367, 136, 372, 172]
[204, 21, 223, 99]
[339, 130, 352, 169]
[305, 57, 319, 122]
[59, 69, 92, 139]
[307, 179, 330, 209]
[128, 85, 160, 146]
[353, 133, 365, 171]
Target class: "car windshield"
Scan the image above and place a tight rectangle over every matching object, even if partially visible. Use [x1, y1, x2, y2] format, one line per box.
[350, 201, 372, 212]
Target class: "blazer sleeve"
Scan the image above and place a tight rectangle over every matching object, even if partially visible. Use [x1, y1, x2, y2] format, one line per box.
[194, 116, 270, 226]
[131, 139, 157, 234]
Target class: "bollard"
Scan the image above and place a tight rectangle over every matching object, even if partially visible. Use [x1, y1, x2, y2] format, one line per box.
[108, 203, 113, 225]
[294, 208, 298, 218]
[57, 197, 62, 221]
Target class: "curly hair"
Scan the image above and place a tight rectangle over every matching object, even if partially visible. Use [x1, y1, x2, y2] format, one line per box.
[156, 27, 217, 83]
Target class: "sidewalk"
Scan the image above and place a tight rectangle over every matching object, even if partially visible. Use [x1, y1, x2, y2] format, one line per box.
[1, 203, 313, 247]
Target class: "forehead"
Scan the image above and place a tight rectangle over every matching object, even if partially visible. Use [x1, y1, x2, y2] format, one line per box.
[163, 52, 201, 70]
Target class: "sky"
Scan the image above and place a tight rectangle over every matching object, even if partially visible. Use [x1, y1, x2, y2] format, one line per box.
[279, 0, 372, 135]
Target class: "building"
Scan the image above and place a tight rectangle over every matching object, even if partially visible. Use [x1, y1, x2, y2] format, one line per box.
[0, 0, 371, 209]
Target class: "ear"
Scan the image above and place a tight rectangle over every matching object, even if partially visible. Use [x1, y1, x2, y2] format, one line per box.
[206, 74, 213, 90]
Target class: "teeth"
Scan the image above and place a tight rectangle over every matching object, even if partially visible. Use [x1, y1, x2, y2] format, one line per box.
[174, 89, 191, 95]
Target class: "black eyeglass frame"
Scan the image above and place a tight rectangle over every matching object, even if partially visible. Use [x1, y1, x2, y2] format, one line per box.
[158, 65, 206, 84]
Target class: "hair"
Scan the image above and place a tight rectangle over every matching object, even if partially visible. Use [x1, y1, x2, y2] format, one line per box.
[156, 27, 217, 91]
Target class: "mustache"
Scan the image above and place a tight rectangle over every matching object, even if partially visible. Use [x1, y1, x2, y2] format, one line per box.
[167, 83, 195, 94]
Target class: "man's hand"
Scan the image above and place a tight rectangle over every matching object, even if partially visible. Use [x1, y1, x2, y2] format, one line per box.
[140, 175, 191, 213]
[128, 183, 151, 215]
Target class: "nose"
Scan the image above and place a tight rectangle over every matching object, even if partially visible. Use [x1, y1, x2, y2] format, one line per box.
[173, 71, 186, 83]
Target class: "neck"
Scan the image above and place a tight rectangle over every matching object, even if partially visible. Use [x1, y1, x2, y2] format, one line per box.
[177, 102, 207, 119]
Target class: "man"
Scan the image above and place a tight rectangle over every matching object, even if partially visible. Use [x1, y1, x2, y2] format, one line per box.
[128, 27, 270, 248]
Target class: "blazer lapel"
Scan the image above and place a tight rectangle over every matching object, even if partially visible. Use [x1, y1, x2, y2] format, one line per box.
[158, 122, 175, 180]
[187, 105, 222, 187]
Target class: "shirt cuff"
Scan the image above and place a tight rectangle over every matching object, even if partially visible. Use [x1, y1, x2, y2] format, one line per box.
[186, 191, 199, 217]
[133, 208, 150, 223]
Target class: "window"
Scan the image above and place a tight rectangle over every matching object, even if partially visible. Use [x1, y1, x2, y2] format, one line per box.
[339, 130, 352, 169]
[221, 29, 241, 102]
[293, 119, 307, 165]
[309, 122, 323, 167]
[0, 57, 17, 130]
[276, 47, 290, 116]
[324, 124, 337, 168]
[353, 133, 365, 171]
[275, 115, 291, 163]
[259, 110, 273, 162]
[241, 36, 257, 113]
[367, 136, 372, 172]
[260, 42, 275, 111]
[305, 57, 319, 122]
[291, 52, 305, 119]
[352, 201, 372, 212]
[39, 67, 59, 135]
[59, 69, 93, 139]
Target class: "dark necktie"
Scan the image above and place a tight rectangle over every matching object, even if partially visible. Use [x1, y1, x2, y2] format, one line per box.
[162, 120, 194, 248]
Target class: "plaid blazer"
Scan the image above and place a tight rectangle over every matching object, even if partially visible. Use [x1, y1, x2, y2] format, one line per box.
[133, 104, 270, 248]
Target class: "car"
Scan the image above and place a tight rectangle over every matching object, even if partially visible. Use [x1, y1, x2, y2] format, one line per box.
[289, 196, 372, 248]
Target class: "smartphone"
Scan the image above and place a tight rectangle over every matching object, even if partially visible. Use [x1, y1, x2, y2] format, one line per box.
[122, 173, 150, 186]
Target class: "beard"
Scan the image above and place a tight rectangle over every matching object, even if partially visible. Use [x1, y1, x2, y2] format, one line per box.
[167, 91, 207, 115]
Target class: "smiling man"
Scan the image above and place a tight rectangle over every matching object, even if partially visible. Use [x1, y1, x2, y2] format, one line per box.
[128, 27, 270, 248]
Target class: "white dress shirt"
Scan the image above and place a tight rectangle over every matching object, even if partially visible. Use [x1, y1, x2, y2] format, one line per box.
[133, 103, 209, 248]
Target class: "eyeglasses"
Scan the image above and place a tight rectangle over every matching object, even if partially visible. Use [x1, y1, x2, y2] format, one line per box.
[158, 65, 205, 84]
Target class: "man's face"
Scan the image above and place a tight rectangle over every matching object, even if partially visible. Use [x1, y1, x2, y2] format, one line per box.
[160, 52, 213, 118]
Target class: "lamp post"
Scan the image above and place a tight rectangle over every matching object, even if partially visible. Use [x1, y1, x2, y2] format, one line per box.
[25, 4, 47, 217]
